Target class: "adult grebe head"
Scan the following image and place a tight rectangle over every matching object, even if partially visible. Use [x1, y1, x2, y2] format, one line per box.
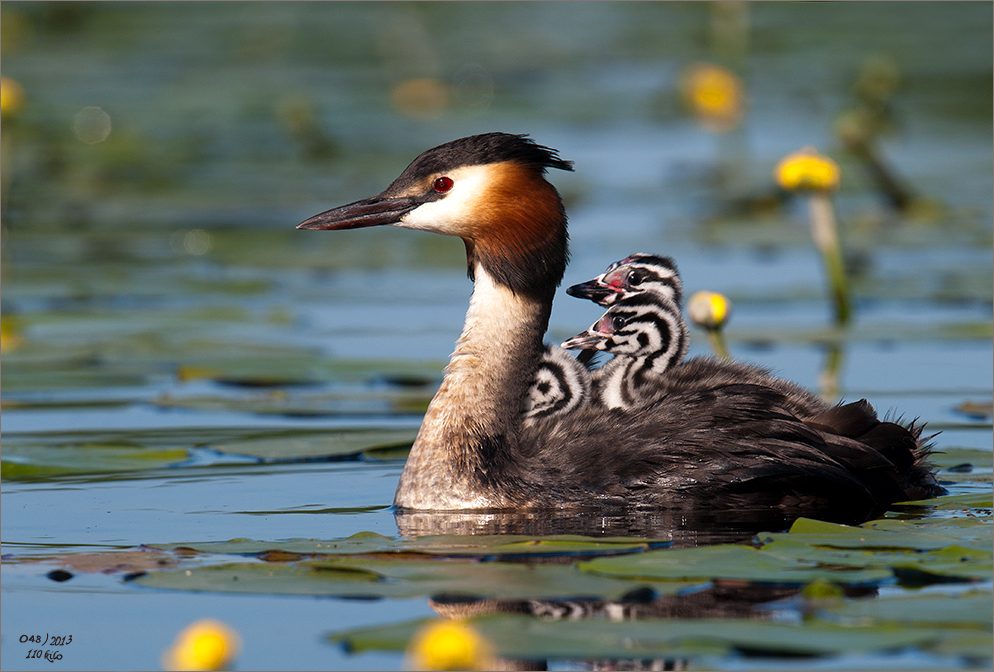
[299, 132, 574, 299]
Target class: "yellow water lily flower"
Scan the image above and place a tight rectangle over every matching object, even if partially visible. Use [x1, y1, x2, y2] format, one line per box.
[1, 318, 24, 353]
[775, 147, 841, 192]
[680, 62, 745, 132]
[1, 76, 25, 117]
[163, 619, 241, 671]
[688, 290, 732, 330]
[405, 620, 494, 671]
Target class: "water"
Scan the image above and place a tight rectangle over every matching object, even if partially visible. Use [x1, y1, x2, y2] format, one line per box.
[2, 3, 992, 670]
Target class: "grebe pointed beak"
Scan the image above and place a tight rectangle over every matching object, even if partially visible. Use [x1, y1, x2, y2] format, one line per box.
[561, 329, 605, 351]
[566, 279, 618, 304]
[297, 194, 421, 230]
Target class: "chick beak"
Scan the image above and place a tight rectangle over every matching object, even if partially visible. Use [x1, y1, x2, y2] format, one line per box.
[298, 193, 420, 230]
[561, 329, 606, 351]
[566, 279, 619, 305]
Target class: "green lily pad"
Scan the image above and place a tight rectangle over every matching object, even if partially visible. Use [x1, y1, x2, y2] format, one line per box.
[149, 532, 668, 559]
[135, 556, 669, 600]
[331, 614, 948, 659]
[787, 517, 878, 535]
[761, 539, 993, 582]
[3, 313, 310, 383]
[399, 535, 670, 558]
[821, 589, 994, 628]
[362, 444, 413, 461]
[759, 515, 993, 552]
[1, 442, 190, 480]
[904, 491, 994, 510]
[753, 514, 993, 586]
[211, 429, 417, 460]
[0, 426, 418, 480]
[930, 447, 994, 470]
[150, 532, 399, 557]
[578, 544, 891, 586]
[929, 628, 994, 660]
[864, 517, 993, 551]
[151, 386, 434, 417]
[1, 367, 152, 391]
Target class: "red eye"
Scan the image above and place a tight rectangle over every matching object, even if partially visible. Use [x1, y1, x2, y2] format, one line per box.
[433, 176, 453, 193]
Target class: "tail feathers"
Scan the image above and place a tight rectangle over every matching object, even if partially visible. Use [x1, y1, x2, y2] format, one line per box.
[857, 421, 917, 473]
[803, 399, 878, 438]
[804, 400, 946, 502]
[903, 422, 945, 499]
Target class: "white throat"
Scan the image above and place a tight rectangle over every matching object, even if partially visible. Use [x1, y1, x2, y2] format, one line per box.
[393, 263, 549, 509]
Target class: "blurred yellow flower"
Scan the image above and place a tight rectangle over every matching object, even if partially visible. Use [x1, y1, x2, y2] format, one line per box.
[775, 147, 840, 192]
[175, 365, 222, 383]
[1, 76, 25, 117]
[688, 290, 732, 330]
[162, 619, 241, 671]
[405, 620, 494, 671]
[391, 78, 449, 119]
[1, 318, 24, 353]
[680, 62, 745, 132]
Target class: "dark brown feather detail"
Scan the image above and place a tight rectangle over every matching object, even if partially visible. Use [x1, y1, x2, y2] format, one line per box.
[643, 355, 829, 419]
[515, 382, 944, 523]
[471, 162, 570, 299]
[803, 399, 880, 437]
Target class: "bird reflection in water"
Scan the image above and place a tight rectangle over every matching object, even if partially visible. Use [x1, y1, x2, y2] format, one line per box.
[395, 508, 878, 671]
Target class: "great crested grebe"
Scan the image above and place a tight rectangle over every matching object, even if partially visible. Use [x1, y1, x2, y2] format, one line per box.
[568, 253, 683, 308]
[568, 253, 829, 418]
[525, 255, 686, 419]
[562, 291, 689, 410]
[298, 132, 943, 520]
[522, 343, 591, 425]
[524, 255, 686, 420]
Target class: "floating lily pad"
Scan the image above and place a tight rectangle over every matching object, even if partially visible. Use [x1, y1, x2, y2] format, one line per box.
[0, 367, 153, 391]
[330, 614, 950, 659]
[135, 556, 669, 600]
[151, 390, 430, 418]
[761, 539, 992, 582]
[820, 589, 994, 628]
[150, 532, 398, 557]
[0, 427, 240, 481]
[578, 544, 891, 586]
[929, 628, 994, 660]
[149, 531, 668, 559]
[930, 446, 994, 470]
[903, 491, 994, 510]
[362, 444, 413, 461]
[759, 515, 993, 552]
[211, 429, 417, 460]
[399, 535, 670, 559]
[0, 426, 419, 479]
[864, 517, 993, 551]
[1, 443, 189, 481]
[954, 400, 994, 420]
